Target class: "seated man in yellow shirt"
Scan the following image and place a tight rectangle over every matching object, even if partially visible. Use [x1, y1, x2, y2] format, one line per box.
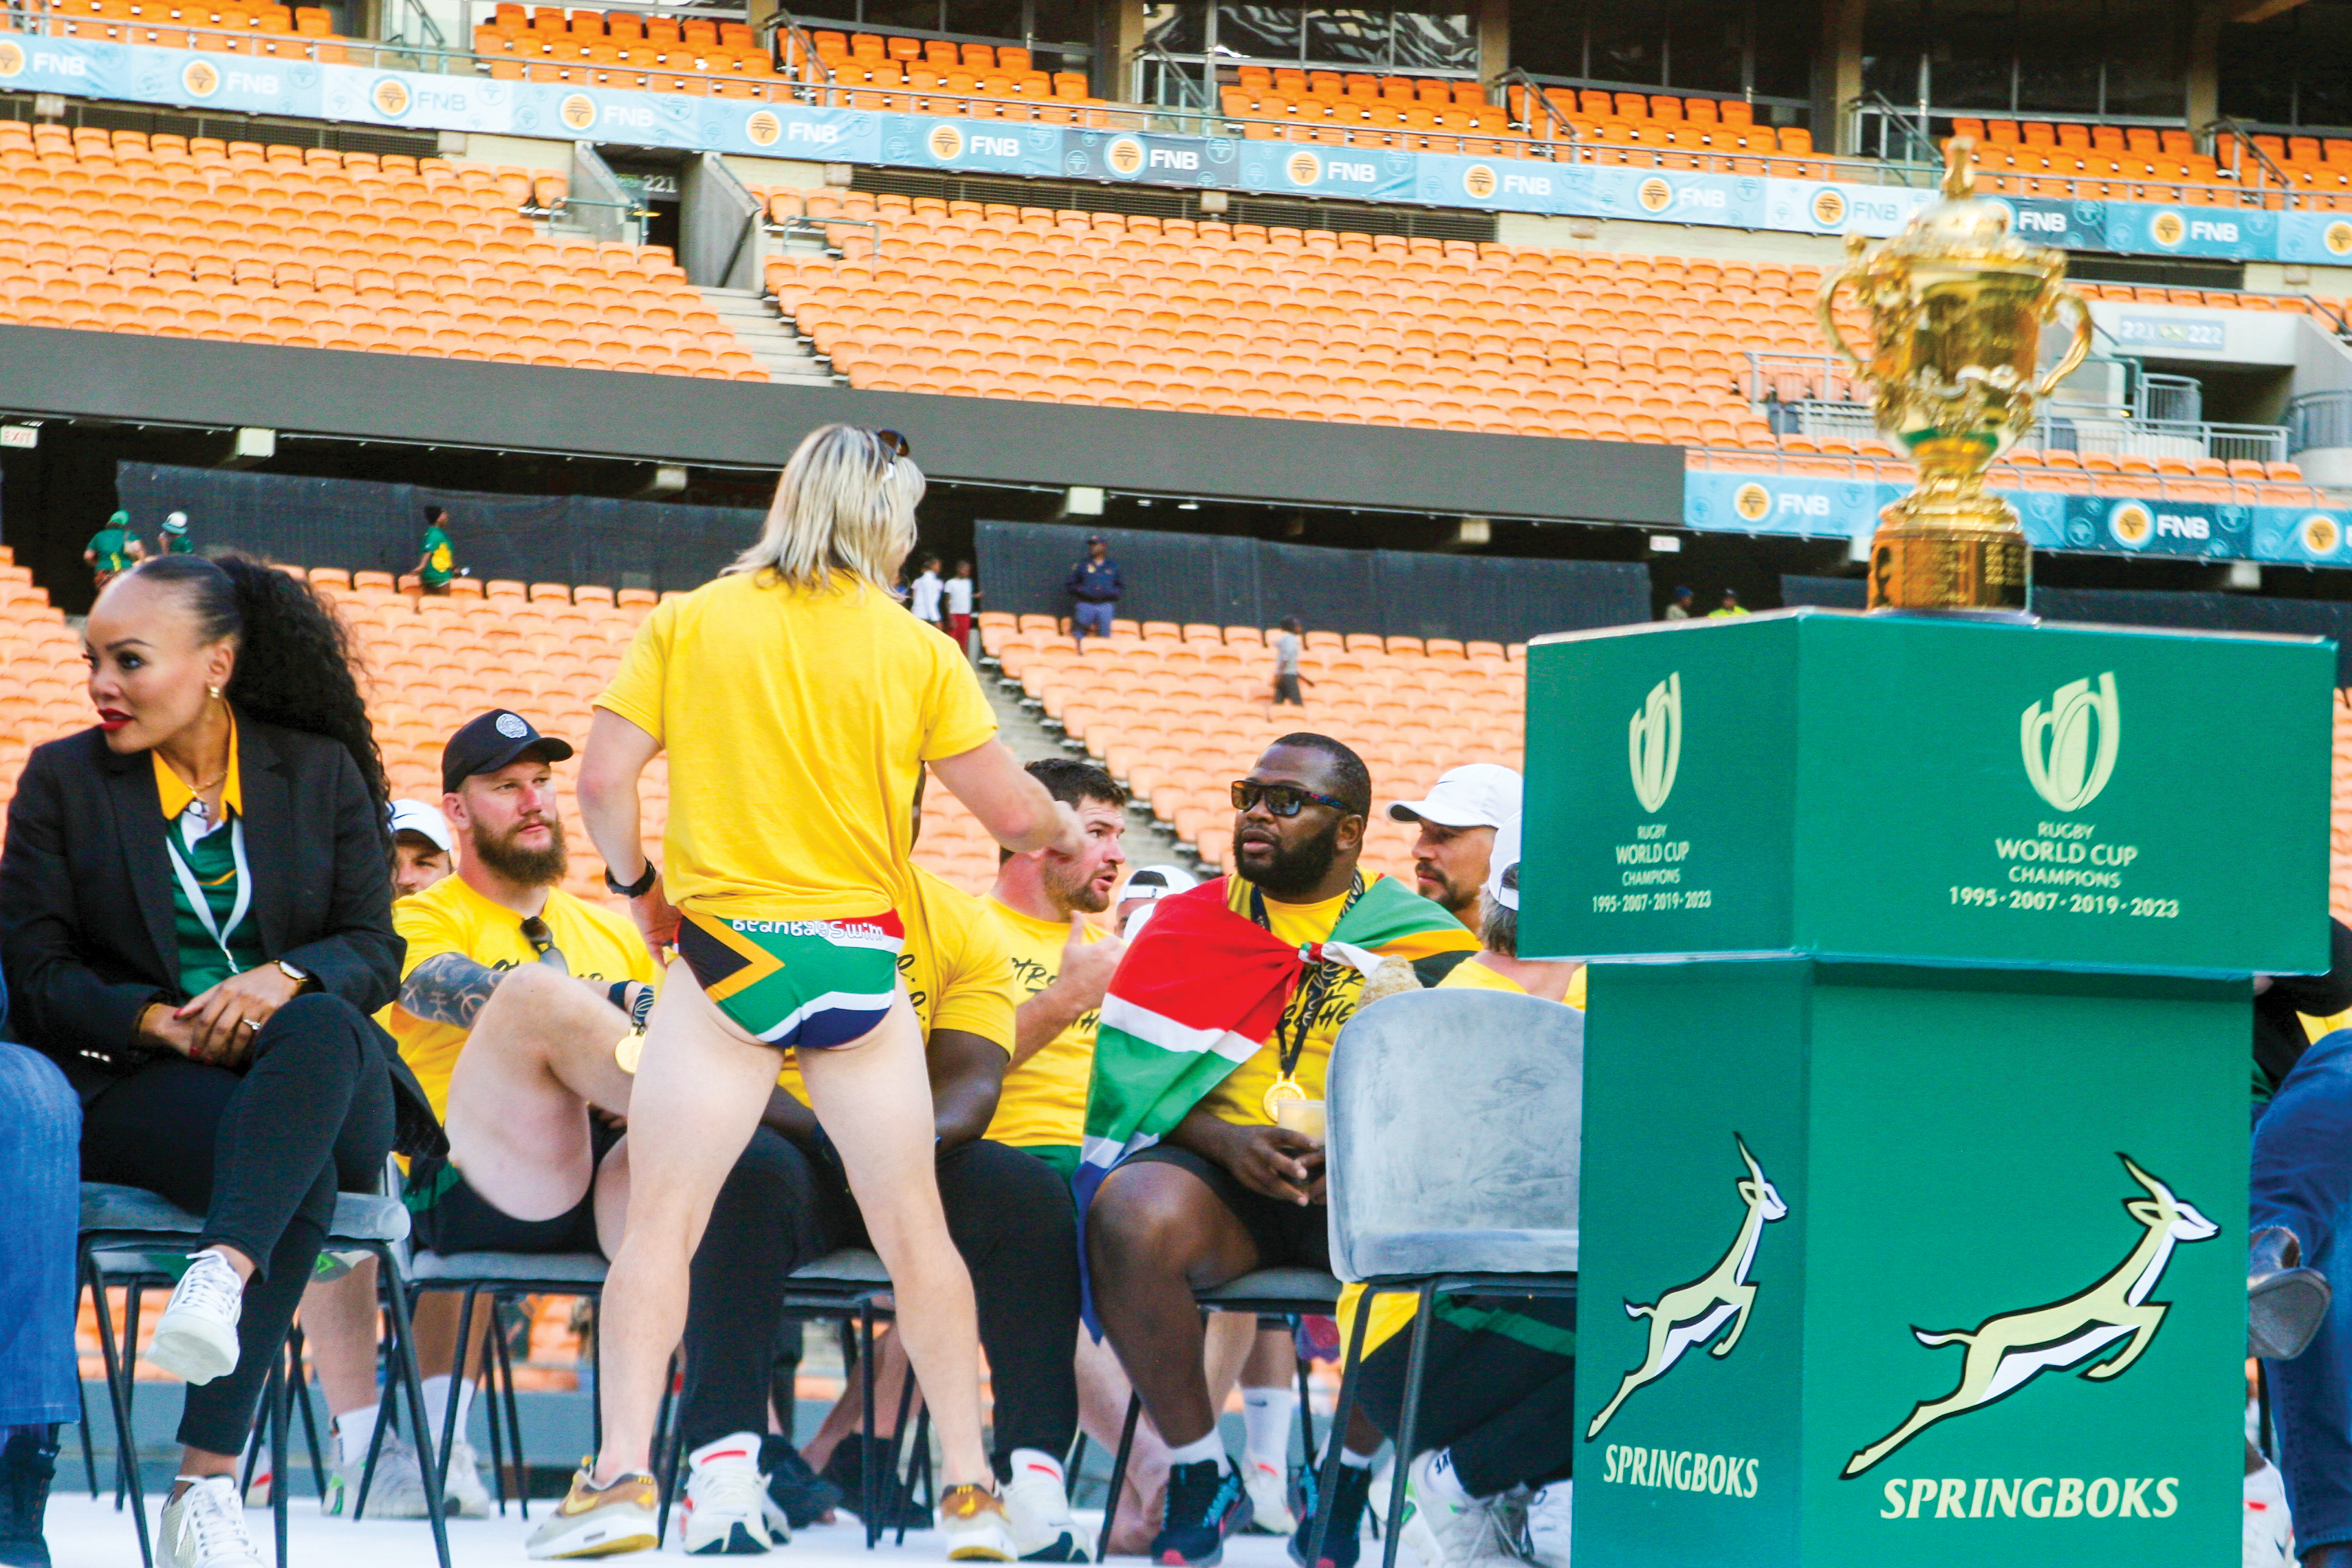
[671, 852, 1089, 1561]
[342, 712, 653, 1519]
[1087, 736, 1476, 1568]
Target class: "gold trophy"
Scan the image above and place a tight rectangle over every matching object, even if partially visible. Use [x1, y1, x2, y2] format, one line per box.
[1816, 138, 2093, 611]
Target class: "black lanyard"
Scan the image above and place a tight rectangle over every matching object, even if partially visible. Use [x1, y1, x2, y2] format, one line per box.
[1250, 871, 1366, 1084]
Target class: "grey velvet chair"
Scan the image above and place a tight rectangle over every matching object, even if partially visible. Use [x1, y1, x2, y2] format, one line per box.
[78, 1182, 452, 1568]
[1304, 987, 1583, 1568]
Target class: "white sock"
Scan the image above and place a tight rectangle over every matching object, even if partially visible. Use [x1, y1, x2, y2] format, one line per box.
[1241, 1388, 1296, 1472]
[334, 1405, 378, 1468]
[1338, 1447, 1375, 1471]
[1417, 1448, 1468, 1505]
[1009, 1448, 1065, 1488]
[421, 1375, 475, 1442]
[1168, 1433, 1229, 1470]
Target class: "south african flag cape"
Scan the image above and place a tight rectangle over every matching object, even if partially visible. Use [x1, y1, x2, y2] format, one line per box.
[1073, 872, 1474, 1226]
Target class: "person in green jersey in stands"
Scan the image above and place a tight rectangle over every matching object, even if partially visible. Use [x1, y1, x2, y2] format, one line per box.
[413, 505, 457, 596]
[84, 510, 145, 589]
[157, 511, 196, 556]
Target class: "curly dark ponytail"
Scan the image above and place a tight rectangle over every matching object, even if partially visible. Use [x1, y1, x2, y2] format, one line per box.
[128, 552, 389, 834]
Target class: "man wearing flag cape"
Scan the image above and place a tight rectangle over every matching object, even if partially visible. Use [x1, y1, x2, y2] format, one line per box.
[1079, 734, 1477, 1568]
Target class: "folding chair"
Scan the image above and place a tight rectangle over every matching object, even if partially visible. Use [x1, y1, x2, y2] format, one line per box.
[78, 1182, 453, 1568]
[401, 1250, 610, 1518]
[1093, 1266, 1340, 1562]
[1303, 990, 1583, 1568]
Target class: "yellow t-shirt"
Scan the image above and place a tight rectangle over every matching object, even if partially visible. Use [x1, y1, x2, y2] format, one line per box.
[595, 570, 999, 922]
[389, 876, 658, 1121]
[983, 898, 1107, 1150]
[1341, 959, 1584, 1355]
[1437, 955, 1589, 1009]
[1201, 879, 1366, 1128]
[773, 867, 1015, 1104]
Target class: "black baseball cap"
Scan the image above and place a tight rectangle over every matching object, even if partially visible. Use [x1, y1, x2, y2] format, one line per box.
[442, 710, 574, 794]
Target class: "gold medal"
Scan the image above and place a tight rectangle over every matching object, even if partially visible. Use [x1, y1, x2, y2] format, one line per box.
[1262, 1075, 1307, 1121]
[615, 1028, 644, 1075]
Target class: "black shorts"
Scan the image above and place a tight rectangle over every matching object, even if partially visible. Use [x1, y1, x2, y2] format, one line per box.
[1124, 1142, 1329, 1273]
[1274, 673, 1303, 705]
[407, 1118, 620, 1259]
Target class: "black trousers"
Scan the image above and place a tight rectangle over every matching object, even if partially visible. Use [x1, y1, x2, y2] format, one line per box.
[1357, 1295, 1577, 1499]
[78, 994, 395, 1456]
[679, 1129, 1080, 1472]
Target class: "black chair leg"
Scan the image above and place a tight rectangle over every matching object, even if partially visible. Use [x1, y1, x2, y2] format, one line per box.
[493, 1296, 531, 1518]
[589, 1300, 603, 1455]
[1293, 1339, 1319, 1479]
[85, 1251, 151, 1568]
[120, 1279, 144, 1499]
[1305, 1292, 1378, 1568]
[354, 1334, 394, 1518]
[654, 1351, 682, 1546]
[1096, 1392, 1142, 1565]
[889, 1373, 921, 1549]
[289, 1326, 328, 1501]
[477, 1294, 510, 1517]
[268, 1349, 290, 1568]
[436, 1287, 479, 1506]
[75, 1373, 99, 1500]
[1377, 1283, 1438, 1568]
[375, 1245, 455, 1568]
[859, 1305, 880, 1550]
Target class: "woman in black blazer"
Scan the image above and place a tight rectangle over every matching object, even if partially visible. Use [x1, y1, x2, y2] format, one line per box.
[0, 552, 428, 1562]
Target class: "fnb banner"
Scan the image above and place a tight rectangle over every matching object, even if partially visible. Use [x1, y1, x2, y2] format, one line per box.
[7, 27, 2352, 264]
[1686, 468, 2351, 565]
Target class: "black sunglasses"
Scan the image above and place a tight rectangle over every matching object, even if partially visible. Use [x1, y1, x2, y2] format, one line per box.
[872, 428, 911, 464]
[1231, 780, 1353, 818]
[521, 916, 568, 973]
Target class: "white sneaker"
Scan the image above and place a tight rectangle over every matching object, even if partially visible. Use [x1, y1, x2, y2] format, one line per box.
[682, 1433, 787, 1556]
[1003, 1449, 1089, 1562]
[149, 1251, 243, 1386]
[1404, 1451, 1525, 1568]
[1524, 1482, 1569, 1568]
[444, 1434, 492, 1519]
[320, 1431, 432, 1520]
[1243, 1457, 1297, 1536]
[158, 1475, 263, 1568]
[239, 1442, 270, 1508]
[2246, 1460, 2294, 1568]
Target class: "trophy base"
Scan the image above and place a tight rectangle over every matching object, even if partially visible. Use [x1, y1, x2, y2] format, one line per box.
[1864, 486, 2030, 613]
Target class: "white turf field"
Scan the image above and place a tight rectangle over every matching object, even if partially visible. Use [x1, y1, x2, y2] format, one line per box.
[40, 1496, 1335, 1568]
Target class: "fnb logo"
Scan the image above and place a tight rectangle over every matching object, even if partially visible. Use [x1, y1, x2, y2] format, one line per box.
[602, 101, 655, 129]
[1777, 492, 1829, 517]
[1326, 160, 1376, 182]
[2190, 219, 2239, 242]
[973, 133, 1021, 156]
[1503, 173, 1552, 196]
[228, 70, 281, 94]
[2153, 513, 2209, 541]
[1849, 195, 1905, 224]
[34, 52, 89, 76]
[2017, 209, 2068, 232]
[785, 120, 841, 144]
[1146, 146, 1198, 170]
[416, 87, 472, 113]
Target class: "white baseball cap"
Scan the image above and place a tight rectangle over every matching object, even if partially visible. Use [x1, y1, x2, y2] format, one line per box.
[1387, 763, 1523, 831]
[1120, 864, 1197, 902]
[1485, 817, 1522, 911]
[389, 799, 453, 853]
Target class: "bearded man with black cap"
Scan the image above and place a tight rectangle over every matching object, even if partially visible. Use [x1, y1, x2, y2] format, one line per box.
[316, 710, 660, 1518]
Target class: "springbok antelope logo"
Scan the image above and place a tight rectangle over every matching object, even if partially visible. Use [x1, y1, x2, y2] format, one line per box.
[1586, 1135, 1787, 1439]
[1841, 1153, 2217, 1479]
[1628, 673, 1682, 814]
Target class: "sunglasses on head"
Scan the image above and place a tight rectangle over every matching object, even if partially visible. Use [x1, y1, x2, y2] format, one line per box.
[870, 428, 911, 466]
[1231, 780, 1353, 818]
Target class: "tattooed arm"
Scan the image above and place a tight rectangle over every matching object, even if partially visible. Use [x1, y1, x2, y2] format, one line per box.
[399, 951, 504, 1030]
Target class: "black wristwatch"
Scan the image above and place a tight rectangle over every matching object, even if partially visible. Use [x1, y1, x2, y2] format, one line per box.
[605, 860, 658, 898]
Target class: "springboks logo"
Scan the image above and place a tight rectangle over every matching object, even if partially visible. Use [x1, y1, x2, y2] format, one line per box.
[1586, 1136, 1786, 1439]
[1627, 673, 1681, 814]
[1841, 1154, 2217, 1478]
[2020, 672, 2118, 812]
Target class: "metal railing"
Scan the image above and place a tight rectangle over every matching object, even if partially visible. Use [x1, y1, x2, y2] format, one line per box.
[1844, 91, 1938, 166]
[2287, 390, 2352, 454]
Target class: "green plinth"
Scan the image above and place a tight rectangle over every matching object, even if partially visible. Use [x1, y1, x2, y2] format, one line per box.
[1521, 610, 2333, 1568]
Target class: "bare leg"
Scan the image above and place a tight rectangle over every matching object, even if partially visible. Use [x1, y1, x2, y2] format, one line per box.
[409, 1292, 490, 1387]
[803, 1325, 914, 1472]
[590, 966, 784, 1481]
[1087, 1162, 1263, 1450]
[799, 994, 991, 1488]
[443, 963, 635, 1223]
[302, 1261, 382, 1419]
[1078, 1329, 1168, 1556]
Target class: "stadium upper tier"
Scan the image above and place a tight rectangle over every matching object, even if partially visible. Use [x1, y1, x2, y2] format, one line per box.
[0, 119, 770, 378]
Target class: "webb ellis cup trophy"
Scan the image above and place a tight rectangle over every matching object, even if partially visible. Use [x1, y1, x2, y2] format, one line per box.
[1816, 138, 2093, 611]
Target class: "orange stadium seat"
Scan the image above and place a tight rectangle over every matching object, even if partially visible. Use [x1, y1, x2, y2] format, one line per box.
[0, 120, 770, 379]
